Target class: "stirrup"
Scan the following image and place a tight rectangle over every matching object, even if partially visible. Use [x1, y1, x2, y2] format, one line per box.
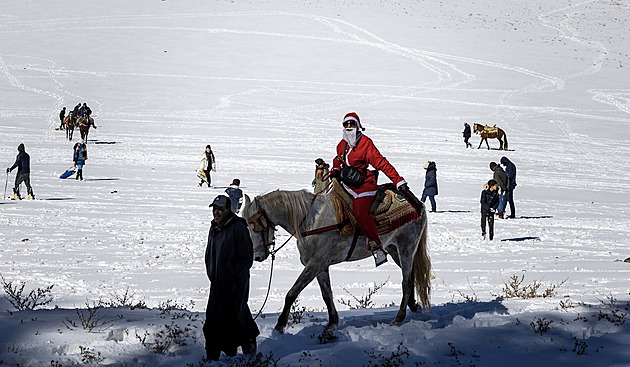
[373, 248, 388, 267]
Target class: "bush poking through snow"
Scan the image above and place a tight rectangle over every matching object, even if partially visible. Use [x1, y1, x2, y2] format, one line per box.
[102, 286, 147, 309]
[63, 301, 110, 332]
[79, 345, 103, 364]
[1, 274, 54, 311]
[136, 321, 193, 354]
[365, 340, 413, 367]
[530, 317, 553, 335]
[288, 298, 307, 327]
[499, 275, 567, 299]
[339, 278, 389, 309]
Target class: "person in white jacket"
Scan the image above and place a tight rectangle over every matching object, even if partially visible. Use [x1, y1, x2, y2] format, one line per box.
[197, 145, 216, 187]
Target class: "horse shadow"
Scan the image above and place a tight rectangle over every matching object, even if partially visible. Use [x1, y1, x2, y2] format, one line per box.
[42, 198, 75, 201]
[83, 178, 120, 181]
[516, 215, 553, 219]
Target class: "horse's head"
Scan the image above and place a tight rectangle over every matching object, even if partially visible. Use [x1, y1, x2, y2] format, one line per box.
[473, 123, 481, 134]
[244, 197, 276, 262]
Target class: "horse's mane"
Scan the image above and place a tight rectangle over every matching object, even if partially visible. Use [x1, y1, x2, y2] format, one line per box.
[251, 189, 313, 237]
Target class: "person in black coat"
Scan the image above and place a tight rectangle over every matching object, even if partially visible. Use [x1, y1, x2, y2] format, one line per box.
[59, 107, 66, 130]
[500, 156, 517, 218]
[421, 160, 438, 212]
[489, 162, 508, 218]
[480, 179, 500, 240]
[463, 122, 472, 148]
[6, 143, 34, 200]
[204, 195, 259, 361]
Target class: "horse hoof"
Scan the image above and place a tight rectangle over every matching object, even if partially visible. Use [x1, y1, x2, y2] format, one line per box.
[273, 325, 285, 334]
[408, 303, 419, 313]
[390, 319, 403, 326]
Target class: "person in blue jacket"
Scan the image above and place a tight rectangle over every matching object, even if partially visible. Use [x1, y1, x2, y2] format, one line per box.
[421, 160, 438, 212]
[500, 156, 517, 218]
[73, 141, 88, 181]
[7, 143, 34, 200]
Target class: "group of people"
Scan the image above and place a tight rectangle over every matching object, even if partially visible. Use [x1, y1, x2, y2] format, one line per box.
[481, 157, 517, 240]
[58, 103, 92, 130]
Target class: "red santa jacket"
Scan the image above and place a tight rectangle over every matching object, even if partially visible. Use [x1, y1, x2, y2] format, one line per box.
[333, 135, 406, 198]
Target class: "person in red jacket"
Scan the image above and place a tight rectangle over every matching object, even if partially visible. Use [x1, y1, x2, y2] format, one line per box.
[332, 112, 408, 267]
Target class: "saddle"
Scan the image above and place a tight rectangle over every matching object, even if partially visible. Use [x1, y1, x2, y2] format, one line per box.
[329, 178, 420, 238]
[483, 124, 499, 134]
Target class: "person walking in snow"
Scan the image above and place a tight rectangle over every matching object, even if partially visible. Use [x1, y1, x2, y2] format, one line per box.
[480, 179, 500, 240]
[225, 178, 244, 214]
[331, 112, 409, 267]
[311, 158, 330, 194]
[73, 141, 88, 181]
[500, 156, 517, 218]
[421, 160, 438, 212]
[198, 145, 216, 187]
[204, 195, 259, 361]
[6, 143, 34, 200]
[463, 122, 472, 148]
[59, 107, 66, 130]
[489, 161, 508, 219]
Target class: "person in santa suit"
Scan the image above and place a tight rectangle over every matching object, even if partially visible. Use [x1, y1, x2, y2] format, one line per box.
[331, 112, 409, 267]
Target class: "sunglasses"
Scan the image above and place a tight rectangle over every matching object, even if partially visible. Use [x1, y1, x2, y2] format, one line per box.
[342, 121, 357, 128]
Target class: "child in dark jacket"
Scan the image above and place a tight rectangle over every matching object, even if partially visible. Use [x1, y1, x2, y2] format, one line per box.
[480, 179, 500, 240]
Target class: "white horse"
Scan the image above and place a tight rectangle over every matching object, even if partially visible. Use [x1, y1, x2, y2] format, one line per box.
[242, 189, 431, 335]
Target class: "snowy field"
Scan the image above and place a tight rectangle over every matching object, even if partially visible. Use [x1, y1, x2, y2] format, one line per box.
[1, 0, 630, 366]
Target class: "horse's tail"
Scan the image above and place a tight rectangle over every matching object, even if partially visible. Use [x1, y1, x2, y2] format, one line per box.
[413, 213, 431, 310]
[503, 130, 508, 150]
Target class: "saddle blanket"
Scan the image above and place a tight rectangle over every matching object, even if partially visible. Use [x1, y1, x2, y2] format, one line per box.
[330, 178, 420, 237]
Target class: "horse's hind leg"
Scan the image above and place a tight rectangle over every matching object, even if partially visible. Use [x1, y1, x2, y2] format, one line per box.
[386, 245, 417, 313]
[275, 264, 321, 333]
[392, 251, 415, 325]
[316, 270, 339, 332]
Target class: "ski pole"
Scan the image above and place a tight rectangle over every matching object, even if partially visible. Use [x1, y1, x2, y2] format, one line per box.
[3, 171, 8, 200]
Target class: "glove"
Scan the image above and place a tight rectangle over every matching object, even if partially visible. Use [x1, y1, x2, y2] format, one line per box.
[6, 168, 9, 173]
[331, 169, 340, 179]
[398, 182, 409, 191]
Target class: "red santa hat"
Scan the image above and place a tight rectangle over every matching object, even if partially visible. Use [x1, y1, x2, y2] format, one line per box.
[343, 112, 365, 131]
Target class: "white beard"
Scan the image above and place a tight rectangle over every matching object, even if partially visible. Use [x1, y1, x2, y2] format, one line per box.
[342, 127, 358, 148]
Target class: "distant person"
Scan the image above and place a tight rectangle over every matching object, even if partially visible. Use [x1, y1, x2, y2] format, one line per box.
[225, 179, 244, 214]
[500, 156, 517, 218]
[79, 103, 92, 118]
[462, 122, 472, 148]
[311, 158, 330, 194]
[73, 141, 88, 181]
[72, 103, 81, 119]
[7, 143, 34, 200]
[480, 179, 500, 240]
[204, 195, 259, 361]
[421, 160, 438, 212]
[59, 107, 66, 130]
[198, 145, 216, 187]
[489, 162, 508, 219]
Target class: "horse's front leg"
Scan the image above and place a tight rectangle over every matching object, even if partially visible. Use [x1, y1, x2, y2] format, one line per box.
[477, 138, 483, 149]
[316, 269, 339, 332]
[275, 264, 322, 333]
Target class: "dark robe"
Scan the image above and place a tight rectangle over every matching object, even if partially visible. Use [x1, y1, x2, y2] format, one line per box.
[203, 212, 259, 356]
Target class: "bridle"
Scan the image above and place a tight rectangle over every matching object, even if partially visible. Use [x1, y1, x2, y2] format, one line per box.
[247, 201, 277, 257]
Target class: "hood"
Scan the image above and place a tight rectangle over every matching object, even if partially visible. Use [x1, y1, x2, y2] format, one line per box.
[426, 161, 436, 171]
[17, 143, 25, 152]
[500, 157, 511, 166]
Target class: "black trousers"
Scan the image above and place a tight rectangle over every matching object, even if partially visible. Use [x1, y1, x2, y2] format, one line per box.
[14, 173, 33, 196]
[481, 213, 494, 240]
[201, 169, 211, 186]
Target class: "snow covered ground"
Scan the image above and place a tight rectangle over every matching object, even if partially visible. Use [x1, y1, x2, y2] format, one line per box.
[1, 0, 630, 366]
